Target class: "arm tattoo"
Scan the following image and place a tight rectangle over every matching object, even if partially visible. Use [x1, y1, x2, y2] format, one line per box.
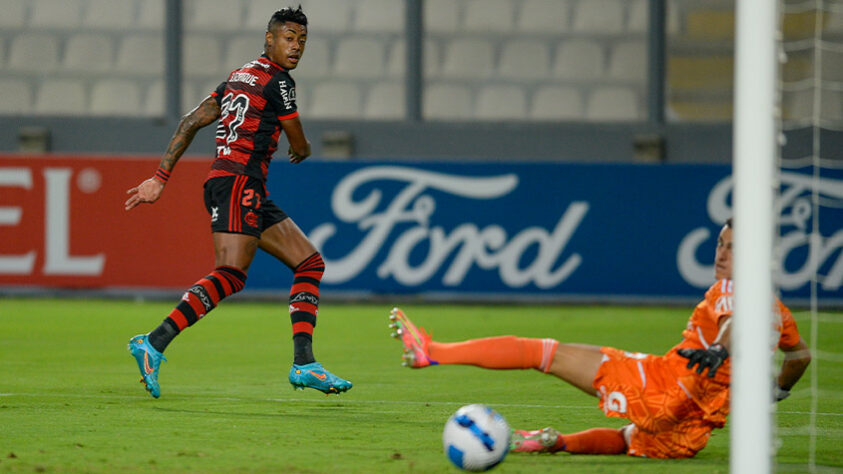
[159, 97, 221, 172]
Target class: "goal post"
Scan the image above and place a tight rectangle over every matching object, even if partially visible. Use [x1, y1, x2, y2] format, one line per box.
[731, 0, 778, 472]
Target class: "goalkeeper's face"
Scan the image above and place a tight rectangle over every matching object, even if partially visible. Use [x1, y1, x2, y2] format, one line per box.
[714, 225, 733, 280]
[265, 21, 307, 70]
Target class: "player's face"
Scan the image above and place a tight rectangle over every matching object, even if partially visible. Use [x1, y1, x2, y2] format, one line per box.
[714, 225, 733, 280]
[265, 21, 307, 70]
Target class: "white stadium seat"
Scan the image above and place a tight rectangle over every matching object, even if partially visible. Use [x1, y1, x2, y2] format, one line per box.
[82, 0, 135, 29]
[34, 79, 86, 116]
[244, 0, 282, 30]
[608, 41, 647, 82]
[0, 0, 28, 28]
[364, 82, 406, 119]
[291, 38, 331, 81]
[137, 0, 165, 29]
[63, 34, 114, 71]
[186, 0, 242, 31]
[29, 0, 83, 28]
[627, 0, 648, 33]
[7, 33, 60, 73]
[572, 0, 625, 34]
[423, 83, 473, 120]
[585, 87, 639, 121]
[354, 0, 405, 33]
[0, 79, 32, 114]
[334, 37, 386, 79]
[90, 79, 142, 116]
[441, 38, 495, 79]
[183, 35, 223, 78]
[424, 0, 460, 33]
[300, 0, 352, 33]
[144, 80, 199, 117]
[498, 41, 550, 80]
[221, 35, 263, 74]
[552, 40, 605, 80]
[529, 86, 585, 120]
[517, 0, 571, 34]
[474, 84, 527, 120]
[115, 35, 164, 75]
[463, 0, 514, 33]
[309, 81, 362, 118]
[386, 39, 441, 78]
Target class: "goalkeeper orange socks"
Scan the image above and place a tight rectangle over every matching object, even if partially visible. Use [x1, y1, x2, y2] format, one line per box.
[428, 336, 558, 372]
[556, 428, 627, 454]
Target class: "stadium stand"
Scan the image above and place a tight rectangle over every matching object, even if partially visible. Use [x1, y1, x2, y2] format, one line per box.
[115, 34, 164, 76]
[516, 0, 571, 34]
[529, 85, 585, 120]
[0, 79, 31, 114]
[63, 34, 114, 72]
[309, 81, 363, 118]
[498, 41, 551, 80]
[475, 84, 528, 120]
[441, 38, 495, 79]
[353, 0, 405, 33]
[423, 83, 473, 120]
[0, 0, 27, 28]
[333, 37, 387, 79]
[364, 81, 406, 119]
[585, 87, 640, 120]
[34, 79, 86, 115]
[7, 33, 60, 73]
[90, 79, 142, 116]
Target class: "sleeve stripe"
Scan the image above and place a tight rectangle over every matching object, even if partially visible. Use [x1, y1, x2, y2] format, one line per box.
[278, 111, 299, 121]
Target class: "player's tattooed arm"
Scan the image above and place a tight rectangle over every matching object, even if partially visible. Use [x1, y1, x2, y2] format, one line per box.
[160, 95, 222, 171]
[125, 96, 221, 211]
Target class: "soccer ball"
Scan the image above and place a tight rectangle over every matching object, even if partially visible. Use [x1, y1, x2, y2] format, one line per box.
[442, 404, 510, 472]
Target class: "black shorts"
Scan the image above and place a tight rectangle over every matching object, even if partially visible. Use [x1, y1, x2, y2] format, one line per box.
[203, 175, 288, 237]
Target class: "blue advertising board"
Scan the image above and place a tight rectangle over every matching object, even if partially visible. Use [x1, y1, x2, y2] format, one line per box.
[245, 162, 843, 304]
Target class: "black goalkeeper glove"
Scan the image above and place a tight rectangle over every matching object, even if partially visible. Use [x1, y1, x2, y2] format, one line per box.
[677, 343, 729, 378]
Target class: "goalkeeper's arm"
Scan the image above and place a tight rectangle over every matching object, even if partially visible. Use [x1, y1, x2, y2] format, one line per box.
[775, 338, 811, 401]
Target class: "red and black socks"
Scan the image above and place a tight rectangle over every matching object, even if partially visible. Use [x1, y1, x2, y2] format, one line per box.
[289, 252, 324, 365]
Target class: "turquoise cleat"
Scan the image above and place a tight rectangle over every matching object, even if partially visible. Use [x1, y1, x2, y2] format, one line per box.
[128, 334, 166, 398]
[289, 362, 352, 395]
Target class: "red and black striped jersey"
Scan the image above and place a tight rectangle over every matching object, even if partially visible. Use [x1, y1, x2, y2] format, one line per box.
[207, 54, 299, 183]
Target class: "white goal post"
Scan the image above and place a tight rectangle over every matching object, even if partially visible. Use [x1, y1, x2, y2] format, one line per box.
[731, 0, 778, 473]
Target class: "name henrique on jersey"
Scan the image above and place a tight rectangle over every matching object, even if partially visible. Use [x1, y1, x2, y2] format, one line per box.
[208, 54, 298, 183]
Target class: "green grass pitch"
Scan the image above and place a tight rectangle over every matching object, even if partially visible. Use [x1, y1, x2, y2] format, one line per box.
[0, 298, 840, 473]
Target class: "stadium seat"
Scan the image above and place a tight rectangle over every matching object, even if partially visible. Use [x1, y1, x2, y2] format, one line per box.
[183, 34, 223, 78]
[308, 81, 363, 118]
[82, 0, 135, 30]
[585, 87, 639, 121]
[354, 0, 405, 33]
[386, 39, 441, 78]
[517, 0, 571, 34]
[608, 41, 647, 82]
[300, 0, 352, 33]
[364, 82, 406, 119]
[7, 33, 60, 73]
[144, 80, 198, 117]
[90, 79, 142, 116]
[423, 83, 473, 120]
[440, 38, 495, 79]
[29, 0, 83, 28]
[529, 86, 585, 120]
[627, 0, 649, 33]
[498, 40, 550, 80]
[474, 84, 527, 120]
[221, 35, 263, 74]
[0, 79, 32, 115]
[0, 0, 27, 28]
[552, 40, 605, 80]
[63, 34, 114, 72]
[571, 0, 625, 34]
[290, 37, 331, 81]
[333, 37, 386, 79]
[244, 0, 282, 30]
[186, 0, 242, 31]
[34, 79, 86, 115]
[137, 0, 165, 29]
[423, 0, 460, 33]
[463, 0, 514, 32]
[115, 35, 164, 75]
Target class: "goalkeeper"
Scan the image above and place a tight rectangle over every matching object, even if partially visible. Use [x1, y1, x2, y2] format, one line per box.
[388, 219, 811, 459]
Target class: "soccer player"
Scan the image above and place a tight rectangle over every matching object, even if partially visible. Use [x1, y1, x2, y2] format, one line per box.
[389, 219, 811, 458]
[124, 6, 351, 398]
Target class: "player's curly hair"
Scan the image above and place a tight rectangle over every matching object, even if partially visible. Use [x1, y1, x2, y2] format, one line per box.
[268, 5, 308, 31]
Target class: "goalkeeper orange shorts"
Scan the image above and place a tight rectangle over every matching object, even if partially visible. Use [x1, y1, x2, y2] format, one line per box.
[593, 346, 715, 458]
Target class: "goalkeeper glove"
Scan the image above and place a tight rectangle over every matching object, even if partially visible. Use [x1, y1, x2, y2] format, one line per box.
[677, 343, 729, 378]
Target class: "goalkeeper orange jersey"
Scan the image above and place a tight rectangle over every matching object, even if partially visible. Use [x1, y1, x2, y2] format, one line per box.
[593, 279, 802, 457]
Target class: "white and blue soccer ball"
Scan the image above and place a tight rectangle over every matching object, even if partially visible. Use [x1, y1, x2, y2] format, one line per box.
[442, 404, 510, 472]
